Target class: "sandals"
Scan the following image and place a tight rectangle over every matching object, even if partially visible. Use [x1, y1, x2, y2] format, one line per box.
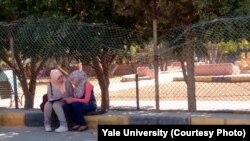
[70, 125, 88, 131]
[77, 126, 88, 132]
[70, 125, 80, 131]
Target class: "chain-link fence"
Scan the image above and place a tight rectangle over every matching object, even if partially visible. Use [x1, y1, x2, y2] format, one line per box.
[155, 16, 250, 112]
[1, 16, 250, 112]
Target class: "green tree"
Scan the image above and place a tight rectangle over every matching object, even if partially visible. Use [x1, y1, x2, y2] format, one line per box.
[0, 18, 66, 108]
[0, 0, 139, 109]
[62, 23, 142, 109]
[113, 0, 250, 111]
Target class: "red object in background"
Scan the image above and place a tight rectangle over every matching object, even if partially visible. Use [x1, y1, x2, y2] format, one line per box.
[39, 94, 48, 112]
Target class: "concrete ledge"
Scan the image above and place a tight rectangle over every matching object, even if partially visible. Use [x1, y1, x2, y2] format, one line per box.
[0, 112, 25, 127]
[98, 115, 129, 125]
[158, 116, 189, 125]
[173, 75, 250, 82]
[129, 112, 190, 125]
[85, 115, 99, 129]
[191, 117, 225, 125]
[225, 119, 250, 125]
[129, 115, 159, 125]
[85, 114, 129, 129]
[1, 110, 250, 127]
[173, 76, 213, 82]
[120, 74, 151, 82]
[25, 112, 44, 127]
[24, 111, 60, 127]
[190, 113, 250, 125]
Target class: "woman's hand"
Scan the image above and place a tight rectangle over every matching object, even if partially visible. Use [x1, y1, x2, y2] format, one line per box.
[59, 99, 65, 103]
[63, 97, 74, 104]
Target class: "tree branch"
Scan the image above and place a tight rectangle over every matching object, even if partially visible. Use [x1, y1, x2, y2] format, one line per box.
[0, 52, 12, 68]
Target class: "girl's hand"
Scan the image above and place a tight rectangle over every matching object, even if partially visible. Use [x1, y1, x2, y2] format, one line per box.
[59, 99, 65, 103]
[64, 97, 74, 104]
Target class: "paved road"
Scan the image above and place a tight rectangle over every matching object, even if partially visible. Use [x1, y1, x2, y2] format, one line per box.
[0, 127, 97, 141]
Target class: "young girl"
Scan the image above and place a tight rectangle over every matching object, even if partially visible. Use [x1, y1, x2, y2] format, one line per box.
[63, 70, 97, 131]
[44, 69, 73, 132]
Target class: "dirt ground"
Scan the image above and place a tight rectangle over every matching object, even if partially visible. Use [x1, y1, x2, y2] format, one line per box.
[107, 81, 250, 101]
[32, 77, 250, 102]
[2, 67, 249, 110]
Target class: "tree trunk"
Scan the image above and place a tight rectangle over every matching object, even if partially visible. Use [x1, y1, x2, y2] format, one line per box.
[22, 84, 34, 109]
[14, 64, 34, 109]
[92, 56, 110, 110]
[99, 82, 109, 109]
[14, 55, 48, 109]
[184, 32, 196, 112]
[110, 64, 119, 77]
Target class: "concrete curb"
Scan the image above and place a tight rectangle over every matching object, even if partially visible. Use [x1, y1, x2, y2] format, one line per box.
[1, 110, 250, 128]
[173, 75, 250, 82]
[0, 112, 25, 127]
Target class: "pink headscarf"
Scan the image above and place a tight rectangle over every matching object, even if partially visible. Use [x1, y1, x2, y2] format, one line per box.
[50, 69, 66, 93]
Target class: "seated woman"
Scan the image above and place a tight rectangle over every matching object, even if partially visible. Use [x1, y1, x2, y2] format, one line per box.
[63, 70, 97, 131]
[44, 69, 73, 132]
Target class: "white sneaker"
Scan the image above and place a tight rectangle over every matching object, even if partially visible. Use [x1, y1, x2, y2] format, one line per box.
[55, 126, 68, 133]
[45, 125, 52, 132]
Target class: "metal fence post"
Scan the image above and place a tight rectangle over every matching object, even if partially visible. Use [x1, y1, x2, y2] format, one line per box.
[152, 0, 160, 111]
[10, 37, 19, 109]
[135, 74, 139, 110]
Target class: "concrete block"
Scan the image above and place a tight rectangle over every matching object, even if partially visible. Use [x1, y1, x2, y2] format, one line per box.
[129, 115, 158, 125]
[191, 117, 225, 125]
[225, 119, 250, 125]
[98, 115, 129, 125]
[1, 113, 24, 127]
[25, 112, 60, 127]
[85, 115, 99, 129]
[25, 112, 44, 127]
[196, 76, 212, 82]
[158, 116, 190, 125]
[212, 77, 231, 82]
[85, 115, 99, 122]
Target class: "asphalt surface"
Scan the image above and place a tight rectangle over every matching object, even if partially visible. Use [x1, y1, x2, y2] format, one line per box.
[0, 127, 97, 141]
